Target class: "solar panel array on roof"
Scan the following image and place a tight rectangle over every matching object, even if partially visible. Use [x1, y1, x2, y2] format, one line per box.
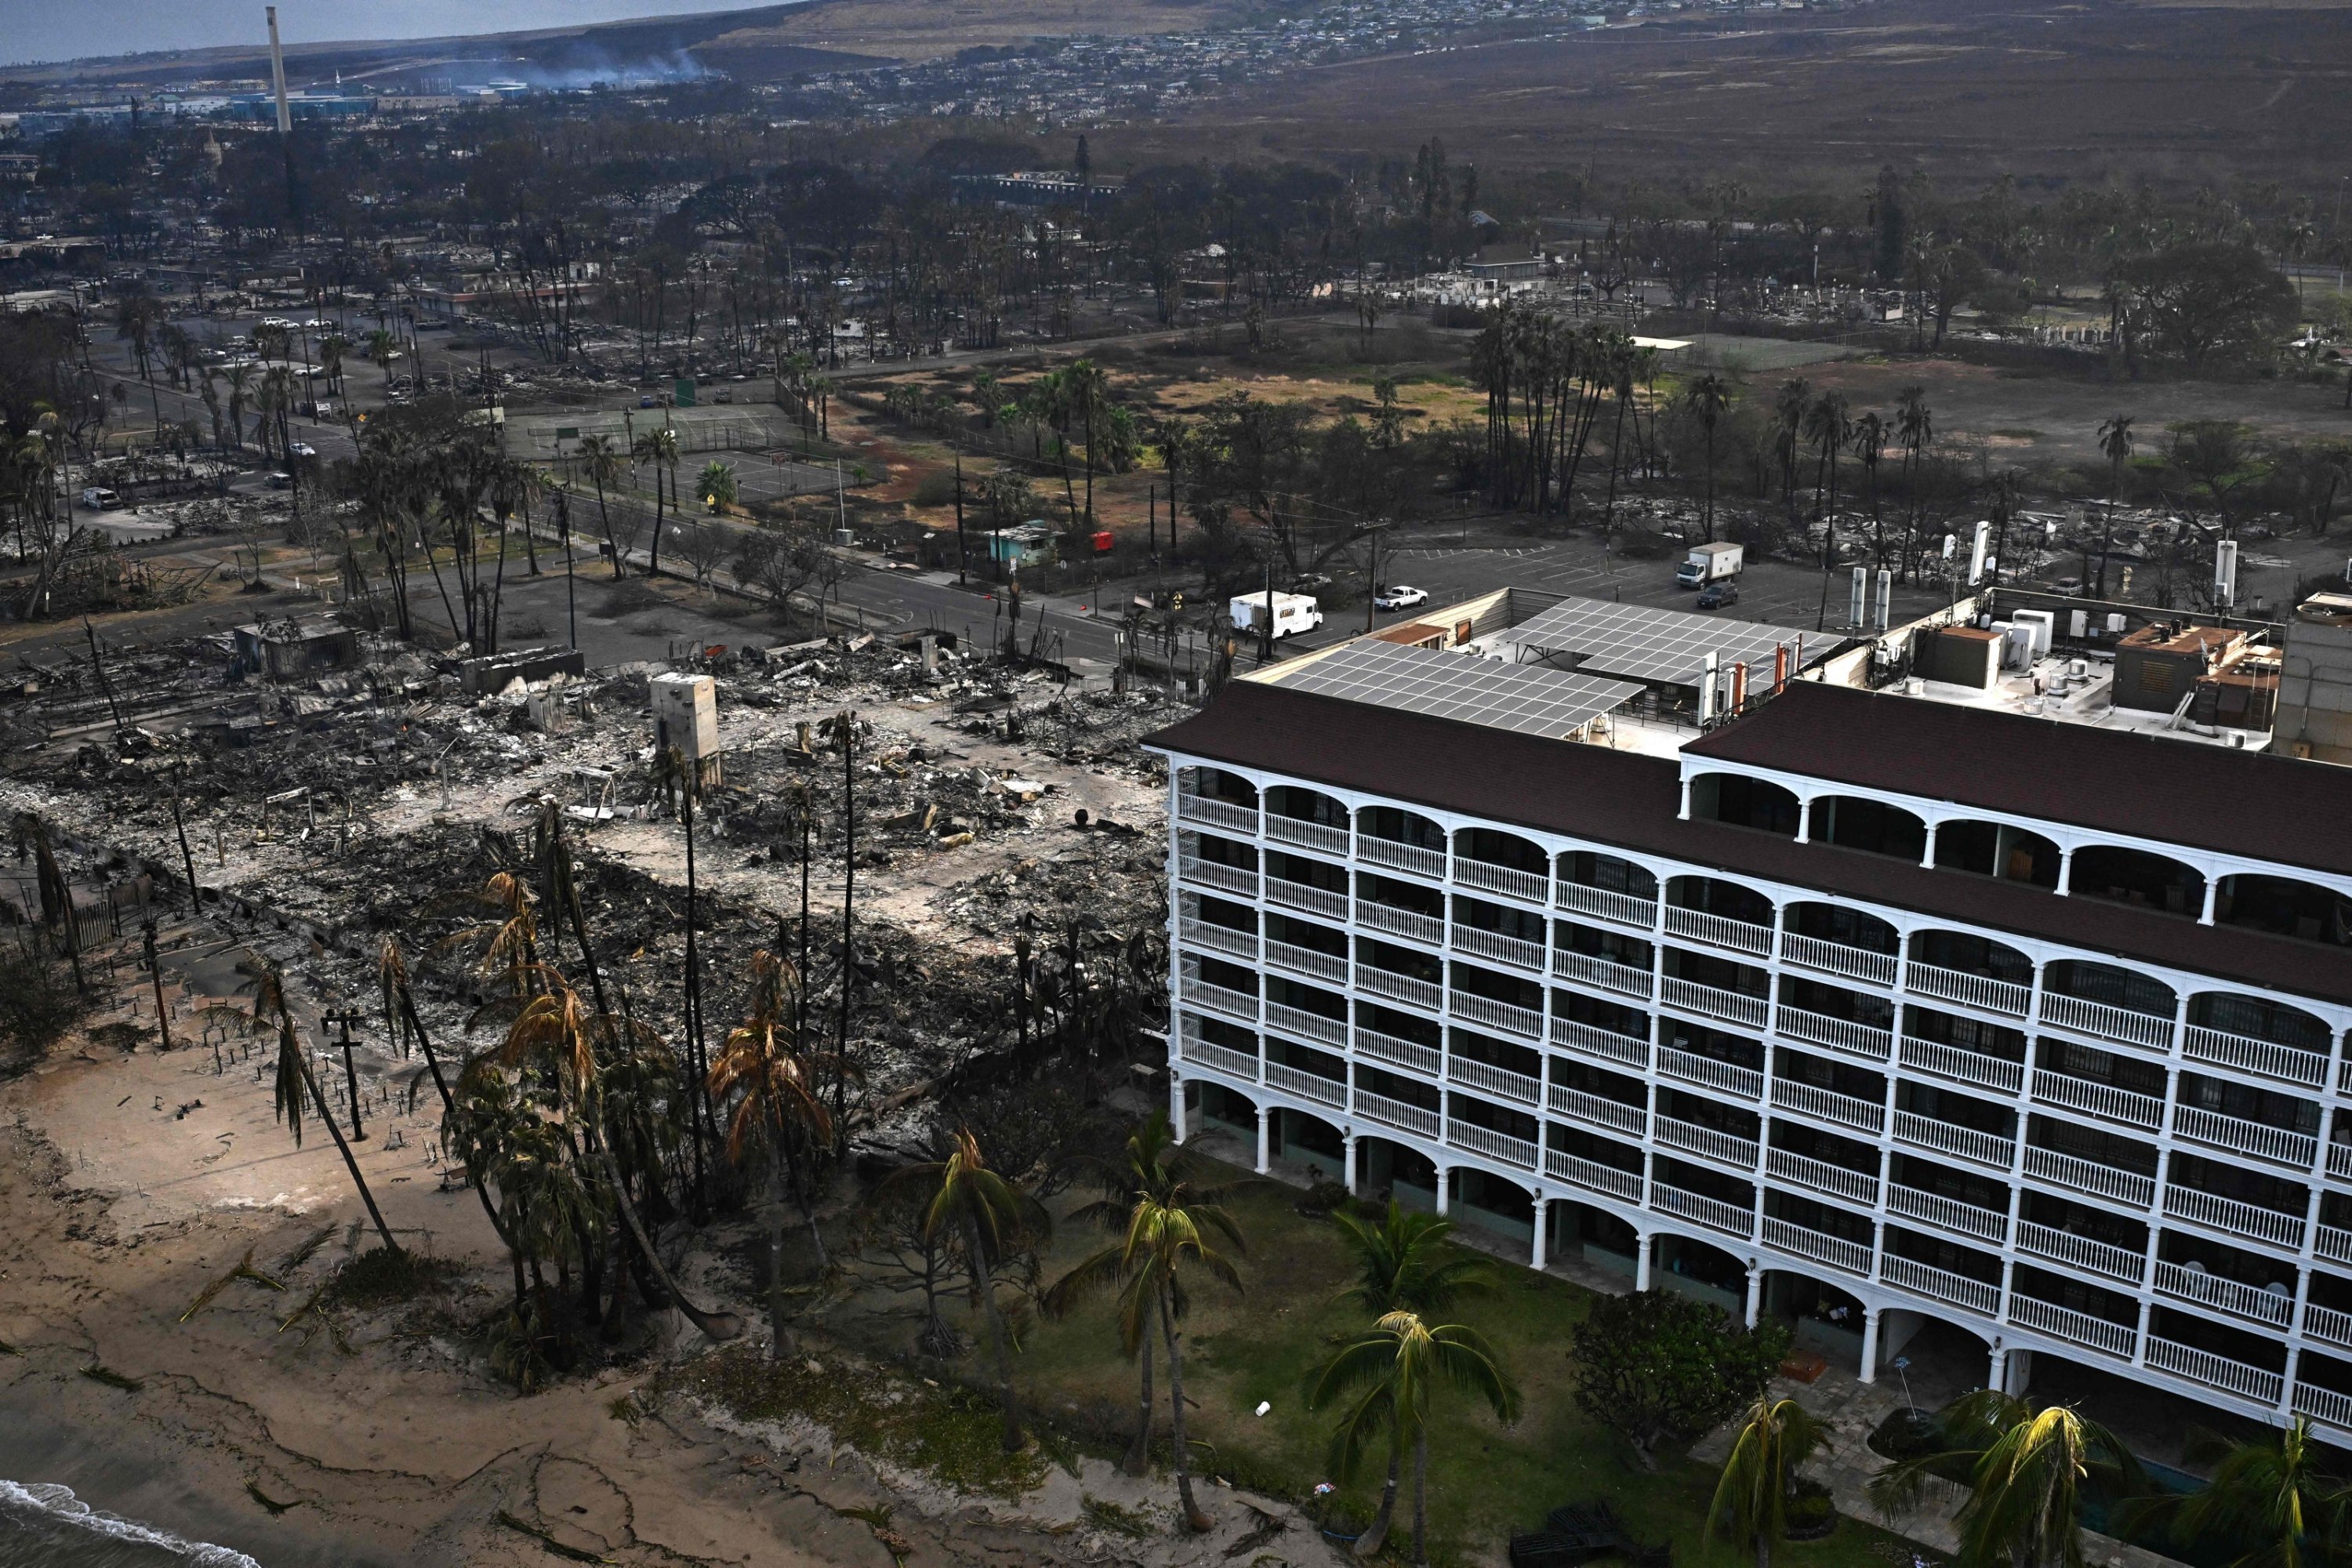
[1499, 597, 1808, 688]
[1272, 639, 1642, 737]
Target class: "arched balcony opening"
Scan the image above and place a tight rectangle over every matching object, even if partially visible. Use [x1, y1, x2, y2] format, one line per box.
[2214, 873, 2352, 947]
[1356, 804, 1447, 880]
[1181, 766, 1258, 806]
[1934, 819, 2062, 888]
[1813, 795, 1929, 862]
[1454, 826, 1551, 904]
[1690, 771, 1802, 837]
[2070, 845, 2205, 920]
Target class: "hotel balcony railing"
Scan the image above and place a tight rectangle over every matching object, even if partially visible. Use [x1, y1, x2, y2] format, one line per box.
[1181, 974, 1260, 1022]
[1452, 924, 1547, 973]
[2029, 1070, 2163, 1132]
[2303, 1302, 2352, 1353]
[1355, 899, 1444, 947]
[1880, 1254, 2002, 1318]
[1661, 975, 1769, 1029]
[1454, 857, 1549, 906]
[1448, 1054, 1542, 1106]
[1264, 1061, 1348, 1108]
[1762, 1216, 1872, 1276]
[1548, 1084, 1648, 1138]
[2183, 1025, 2329, 1089]
[1180, 856, 1258, 898]
[2013, 1221, 2146, 1284]
[1447, 1116, 1540, 1170]
[1773, 1079, 1887, 1134]
[1664, 906, 1775, 957]
[1177, 794, 1259, 833]
[1265, 939, 1348, 985]
[1906, 963, 2031, 1019]
[1450, 991, 1544, 1040]
[1356, 964, 1443, 1014]
[1551, 1017, 1651, 1070]
[1265, 877, 1348, 920]
[2333, 1142, 2352, 1183]
[1547, 1149, 1644, 1202]
[1654, 1116, 1760, 1171]
[1352, 1088, 1441, 1138]
[2021, 1146, 2156, 1208]
[1178, 918, 1259, 962]
[1652, 1181, 1755, 1239]
[2144, 1337, 2285, 1406]
[1886, 1183, 2009, 1245]
[2171, 1105, 2318, 1171]
[1178, 1036, 1260, 1080]
[1555, 881, 1658, 931]
[1777, 1006, 1894, 1063]
[2163, 1185, 2307, 1251]
[1357, 836, 1446, 880]
[2324, 1225, 2352, 1265]
[2038, 992, 2175, 1053]
[1765, 1148, 1879, 1206]
[1657, 1047, 1764, 1101]
[1552, 949, 1653, 1000]
[1265, 1003, 1348, 1049]
[2296, 1383, 2352, 1434]
[1780, 932, 1900, 989]
[1264, 815, 1348, 856]
[2007, 1294, 2138, 1359]
[1900, 1036, 2026, 1096]
[1352, 1025, 1441, 1078]
[2153, 1261, 2295, 1329]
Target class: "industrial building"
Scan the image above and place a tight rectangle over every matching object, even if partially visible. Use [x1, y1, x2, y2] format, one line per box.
[1146, 590, 2352, 1438]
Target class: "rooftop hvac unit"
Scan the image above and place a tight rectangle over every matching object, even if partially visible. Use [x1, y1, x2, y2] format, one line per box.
[2069, 609, 2089, 640]
[2009, 609, 2054, 660]
[2106, 613, 2128, 635]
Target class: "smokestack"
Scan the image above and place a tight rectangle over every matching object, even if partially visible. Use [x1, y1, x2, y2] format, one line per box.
[267, 6, 292, 136]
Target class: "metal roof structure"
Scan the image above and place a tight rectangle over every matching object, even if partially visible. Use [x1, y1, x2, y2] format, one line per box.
[1270, 639, 1641, 739]
[1495, 597, 1808, 688]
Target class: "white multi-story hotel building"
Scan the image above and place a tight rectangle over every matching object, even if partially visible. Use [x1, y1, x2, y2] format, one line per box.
[1145, 596, 2352, 1435]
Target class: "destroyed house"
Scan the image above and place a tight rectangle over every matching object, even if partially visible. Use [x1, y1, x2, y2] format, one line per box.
[231, 618, 359, 681]
[1146, 610, 2352, 1443]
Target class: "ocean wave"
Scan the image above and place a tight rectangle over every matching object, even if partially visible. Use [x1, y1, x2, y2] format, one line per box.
[0, 1479, 263, 1568]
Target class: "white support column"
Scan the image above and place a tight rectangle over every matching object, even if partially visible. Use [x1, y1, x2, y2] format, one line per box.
[1860, 1306, 1882, 1384]
[1920, 820, 1937, 871]
[1635, 1231, 1653, 1290]
[1344, 1133, 1359, 1196]
[1677, 776, 1692, 822]
[1435, 1166, 1451, 1216]
[2200, 874, 2220, 926]
[1255, 1105, 1271, 1174]
[1531, 1198, 1548, 1272]
[1987, 1341, 2008, 1396]
[1794, 797, 1811, 845]
[2055, 844, 2076, 897]
[1744, 1263, 1764, 1328]
[1170, 1073, 1187, 1142]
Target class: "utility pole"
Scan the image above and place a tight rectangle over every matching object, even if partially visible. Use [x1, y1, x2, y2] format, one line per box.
[953, 452, 967, 585]
[322, 1007, 366, 1140]
[143, 922, 171, 1051]
[84, 620, 124, 732]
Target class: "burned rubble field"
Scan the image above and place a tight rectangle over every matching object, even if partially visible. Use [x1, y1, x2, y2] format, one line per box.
[2, 630, 1178, 1120]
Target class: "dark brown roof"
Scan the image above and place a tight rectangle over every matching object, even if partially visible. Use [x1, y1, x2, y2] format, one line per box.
[1143, 680, 2352, 1009]
[1683, 678, 2352, 879]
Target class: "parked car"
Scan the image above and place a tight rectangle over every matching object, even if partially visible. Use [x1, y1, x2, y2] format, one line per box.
[265, 471, 293, 490]
[1374, 584, 1430, 611]
[1695, 581, 1740, 610]
[80, 485, 122, 510]
[638, 394, 658, 408]
[288, 441, 318, 459]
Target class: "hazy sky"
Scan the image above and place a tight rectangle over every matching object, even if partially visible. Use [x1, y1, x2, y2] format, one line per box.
[6, 1, 787, 67]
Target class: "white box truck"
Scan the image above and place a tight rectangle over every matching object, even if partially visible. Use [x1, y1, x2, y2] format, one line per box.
[1229, 590, 1324, 640]
[1676, 541, 1743, 588]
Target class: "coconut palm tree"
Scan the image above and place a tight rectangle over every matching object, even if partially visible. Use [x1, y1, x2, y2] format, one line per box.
[1682, 373, 1731, 541]
[877, 1130, 1049, 1453]
[1871, 1391, 2143, 1568]
[1308, 1310, 1522, 1568]
[1323, 1202, 1497, 1555]
[2095, 415, 2136, 597]
[696, 459, 739, 513]
[634, 424, 681, 576]
[1041, 1112, 1250, 1478]
[222, 363, 254, 452]
[1851, 410, 1889, 569]
[2114, 1417, 2352, 1568]
[575, 433, 627, 579]
[251, 961, 401, 1255]
[709, 949, 833, 1358]
[1707, 1394, 1825, 1568]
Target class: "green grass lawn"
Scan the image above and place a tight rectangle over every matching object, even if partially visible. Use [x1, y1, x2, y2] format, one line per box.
[831, 1157, 1925, 1568]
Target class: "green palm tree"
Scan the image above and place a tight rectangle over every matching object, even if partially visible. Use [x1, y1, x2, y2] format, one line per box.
[1682, 373, 1731, 541]
[1871, 1391, 2144, 1568]
[709, 948, 833, 1358]
[2114, 1418, 2351, 1568]
[2095, 414, 2136, 597]
[697, 459, 739, 513]
[1040, 1112, 1248, 1479]
[575, 434, 627, 579]
[634, 424, 681, 576]
[1707, 1393, 1825, 1568]
[1308, 1310, 1522, 1568]
[877, 1130, 1049, 1453]
[1325, 1201, 1495, 1555]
